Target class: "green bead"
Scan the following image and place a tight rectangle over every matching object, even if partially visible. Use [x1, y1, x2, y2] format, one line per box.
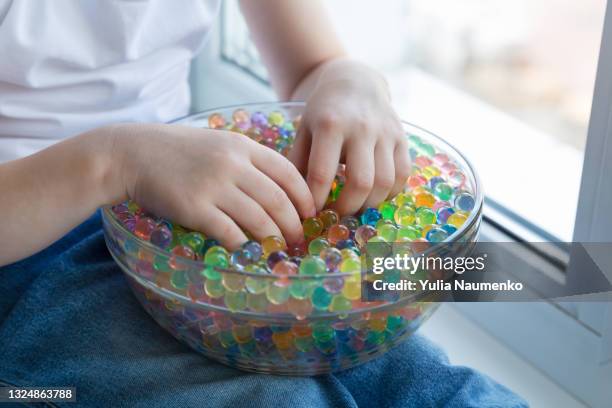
[294, 336, 314, 352]
[299, 255, 326, 275]
[204, 246, 229, 268]
[266, 284, 289, 304]
[394, 205, 416, 226]
[153, 255, 172, 272]
[289, 280, 314, 300]
[377, 223, 398, 242]
[245, 276, 267, 294]
[311, 323, 335, 342]
[434, 182, 453, 201]
[204, 278, 224, 298]
[246, 293, 268, 312]
[308, 237, 330, 256]
[203, 266, 221, 280]
[339, 257, 361, 273]
[378, 201, 397, 220]
[170, 270, 188, 289]
[224, 291, 246, 312]
[329, 295, 352, 312]
[311, 286, 332, 310]
[268, 111, 285, 126]
[419, 143, 435, 157]
[416, 207, 436, 226]
[397, 226, 421, 241]
[180, 232, 205, 253]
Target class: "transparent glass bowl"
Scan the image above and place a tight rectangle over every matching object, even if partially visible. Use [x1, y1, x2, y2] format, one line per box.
[102, 102, 482, 375]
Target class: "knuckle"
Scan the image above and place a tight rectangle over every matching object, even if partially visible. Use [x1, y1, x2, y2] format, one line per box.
[376, 174, 395, 190]
[315, 112, 339, 132]
[308, 167, 332, 187]
[351, 171, 374, 192]
[270, 188, 288, 211]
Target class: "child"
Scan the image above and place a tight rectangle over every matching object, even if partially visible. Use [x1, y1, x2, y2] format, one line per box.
[0, 0, 409, 266]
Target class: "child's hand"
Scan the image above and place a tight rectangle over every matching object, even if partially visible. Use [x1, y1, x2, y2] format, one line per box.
[110, 124, 315, 249]
[288, 59, 410, 215]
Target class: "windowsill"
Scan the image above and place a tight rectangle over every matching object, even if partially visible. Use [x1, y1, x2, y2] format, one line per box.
[386, 66, 584, 241]
[420, 304, 587, 407]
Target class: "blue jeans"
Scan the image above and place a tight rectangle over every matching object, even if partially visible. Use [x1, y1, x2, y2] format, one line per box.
[0, 211, 527, 407]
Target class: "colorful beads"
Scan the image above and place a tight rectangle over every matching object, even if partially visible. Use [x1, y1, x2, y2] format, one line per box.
[106, 106, 479, 376]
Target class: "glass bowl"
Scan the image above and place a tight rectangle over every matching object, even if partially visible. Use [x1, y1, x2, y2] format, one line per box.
[102, 102, 483, 375]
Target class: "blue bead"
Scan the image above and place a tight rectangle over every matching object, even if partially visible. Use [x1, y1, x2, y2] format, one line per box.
[429, 176, 445, 189]
[360, 208, 382, 226]
[426, 228, 449, 243]
[242, 240, 263, 262]
[336, 239, 356, 250]
[454, 193, 475, 212]
[442, 224, 457, 235]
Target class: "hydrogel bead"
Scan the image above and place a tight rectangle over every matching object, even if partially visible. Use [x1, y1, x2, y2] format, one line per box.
[311, 286, 333, 310]
[204, 246, 230, 271]
[433, 182, 453, 201]
[339, 257, 361, 274]
[378, 201, 397, 220]
[272, 260, 298, 287]
[414, 156, 432, 168]
[426, 227, 449, 243]
[436, 207, 455, 224]
[407, 175, 427, 189]
[170, 270, 188, 290]
[268, 111, 284, 126]
[342, 281, 361, 300]
[134, 217, 156, 240]
[171, 245, 195, 265]
[180, 232, 205, 254]
[288, 241, 307, 257]
[308, 237, 329, 256]
[150, 224, 172, 249]
[355, 225, 377, 247]
[432, 200, 451, 212]
[222, 273, 245, 292]
[205, 279, 225, 298]
[394, 205, 416, 226]
[224, 291, 246, 312]
[394, 192, 414, 207]
[397, 226, 421, 241]
[245, 274, 268, 295]
[360, 208, 382, 226]
[202, 238, 220, 254]
[421, 165, 441, 179]
[303, 217, 324, 238]
[339, 215, 360, 232]
[377, 223, 398, 242]
[448, 170, 466, 187]
[262, 236, 286, 256]
[320, 247, 342, 271]
[414, 192, 436, 208]
[246, 292, 268, 312]
[232, 108, 251, 129]
[267, 250, 288, 269]
[428, 176, 445, 189]
[336, 239, 357, 251]
[319, 209, 339, 229]
[454, 192, 475, 212]
[231, 248, 253, 269]
[251, 111, 267, 128]
[287, 297, 312, 320]
[266, 284, 289, 305]
[242, 241, 263, 263]
[327, 224, 350, 245]
[208, 113, 226, 129]
[329, 295, 352, 313]
[416, 207, 436, 226]
[442, 224, 458, 235]
[289, 280, 315, 299]
[299, 256, 326, 275]
[433, 153, 449, 165]
[446, 212, 468, 228]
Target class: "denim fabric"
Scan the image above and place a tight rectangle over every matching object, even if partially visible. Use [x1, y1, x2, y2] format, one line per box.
[0, 211, 528, 408]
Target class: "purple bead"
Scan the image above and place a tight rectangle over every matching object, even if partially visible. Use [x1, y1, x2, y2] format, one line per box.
[254, 326, 273, 342]
[150, 225, 173, 249]
[267, 250, 288, 269]
[251, 111, 268, 128]
[336, 239, 356, 250]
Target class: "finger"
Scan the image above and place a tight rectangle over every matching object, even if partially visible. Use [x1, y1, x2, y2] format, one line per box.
[251, 146, 316, 219]
[306, 132, 343, 211]
[238, 168, 304, 244]
[390, 139, 411, 197]
[192, 206, 248, 250]
[332, 141, 375, 215]
[364, 143, 395, 208]
[219, 188, 284, 242]
[286, 124, 311, 176]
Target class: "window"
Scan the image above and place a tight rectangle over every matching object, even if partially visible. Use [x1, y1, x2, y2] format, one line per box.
[190, 2, 612, 405]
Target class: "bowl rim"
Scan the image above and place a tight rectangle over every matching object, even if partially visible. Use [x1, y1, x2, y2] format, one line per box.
[102, 101, 483, 279]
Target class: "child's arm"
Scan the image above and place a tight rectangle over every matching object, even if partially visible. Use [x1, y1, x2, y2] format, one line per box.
[240, 0, 410, 215]
[0, 124, 315, 267]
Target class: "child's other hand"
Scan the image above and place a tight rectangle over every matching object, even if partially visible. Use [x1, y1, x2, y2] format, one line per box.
[288, 59, 410, 215]
[109, 124, 315, 249]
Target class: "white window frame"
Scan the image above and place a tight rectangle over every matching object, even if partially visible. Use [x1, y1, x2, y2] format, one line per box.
[190, 3, 612, 406]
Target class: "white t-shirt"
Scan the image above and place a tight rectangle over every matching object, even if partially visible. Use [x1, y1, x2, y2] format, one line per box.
[0, 0, 220, 163]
